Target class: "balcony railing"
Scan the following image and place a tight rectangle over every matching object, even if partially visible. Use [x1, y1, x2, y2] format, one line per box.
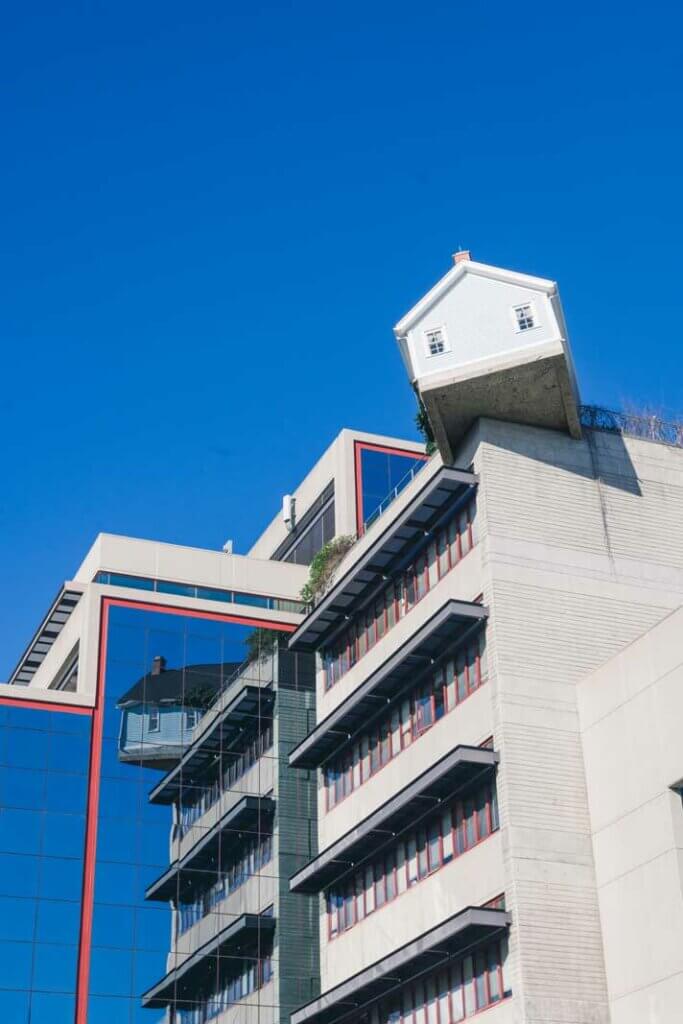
[581, 405, 683, 449]
[363, 456, 431, 532]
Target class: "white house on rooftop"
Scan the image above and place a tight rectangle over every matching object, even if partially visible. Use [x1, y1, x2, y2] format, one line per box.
[394, 250, 582, 461]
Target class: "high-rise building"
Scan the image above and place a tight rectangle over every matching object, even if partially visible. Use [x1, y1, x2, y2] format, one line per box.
[2, 254, 683, 1024]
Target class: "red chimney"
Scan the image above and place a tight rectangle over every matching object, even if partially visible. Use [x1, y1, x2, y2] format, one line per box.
[453, 249, 471, 264]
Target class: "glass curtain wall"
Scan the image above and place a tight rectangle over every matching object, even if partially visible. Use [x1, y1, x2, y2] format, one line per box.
[89, 602, 284, 1024]
[356, 446, 428, 532]
[0, 702, 91, 1023]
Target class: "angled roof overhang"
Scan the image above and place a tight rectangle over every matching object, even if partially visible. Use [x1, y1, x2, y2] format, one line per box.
[291, 905, 510, 1024]
[146, 795, 275, 903]
[393, 258, 556, 337]
[289, 466, 477, 653]
[289, 599, 487, 770]
[148, 684, 274, 805]
[290, 744, 498, 895]
[142, 912, 275, 1009]
[7, 586, 82, 686]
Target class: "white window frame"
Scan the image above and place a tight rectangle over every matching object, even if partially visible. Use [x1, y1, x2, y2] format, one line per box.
[148, 706, 160, 732]
[423, 325, 450, 358]
[511, 302, 538, 333]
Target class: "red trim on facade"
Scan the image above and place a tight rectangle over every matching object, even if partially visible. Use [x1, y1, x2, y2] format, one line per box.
[99, 596, 297, 632]
[0, 695, 93, 715]
[75, 595, 108, 1024]
[74, 595, 295, 1024]
[353, 440, 429, 536]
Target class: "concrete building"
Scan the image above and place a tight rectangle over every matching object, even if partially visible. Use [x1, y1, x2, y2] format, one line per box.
[579, 607, 683, 1022]
[1, 251, 683, 1024]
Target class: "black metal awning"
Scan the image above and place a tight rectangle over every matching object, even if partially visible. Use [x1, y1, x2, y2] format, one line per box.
[289, 744, 498, 894]
[145, 795, 275, 904]
[291, 905, 510, 1024]
[289, 466, 477, 653]
[148, 684, 274, 805]
[289, 600, 487, 771]
[142, 912, 276, 1009]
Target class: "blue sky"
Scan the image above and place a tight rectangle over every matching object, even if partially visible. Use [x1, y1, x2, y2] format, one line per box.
[1, 0, 682, 678]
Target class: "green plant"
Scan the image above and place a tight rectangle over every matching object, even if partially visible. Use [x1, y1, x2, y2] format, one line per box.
[245, 628, 282, 664]
[415, 400, 437, 456]
[300, 535, 356, 606]
[182, 685, 219, 709]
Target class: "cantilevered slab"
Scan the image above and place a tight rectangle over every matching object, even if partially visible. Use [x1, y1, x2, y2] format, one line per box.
[289, 599, 487, 770]
[289, 466, 477, 653]
[142, 912, 275, 1009]
[291, 905, 510, 1024]
[145, 795, 275, 903]
[290, 744, 498, 894]
[149, 684, 274, 805]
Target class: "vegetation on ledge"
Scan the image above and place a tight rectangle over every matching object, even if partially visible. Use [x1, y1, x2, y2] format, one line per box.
[301, 535, 356, 606]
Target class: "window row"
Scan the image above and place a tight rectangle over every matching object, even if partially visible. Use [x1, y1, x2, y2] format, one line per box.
[362, 938, 510, 1024]
[95, 570, 305, 613]
[173, 954, 274, 1024]
[327, 779, 499, 939]
[178, 723, 273, 838]
[147, 706, 202, 733]
[177, 833, 273, 935]
[325, 631, 487, 811]
[323, 497, 477, 690]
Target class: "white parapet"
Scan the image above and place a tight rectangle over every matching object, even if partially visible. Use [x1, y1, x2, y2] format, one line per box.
[394, 253, 581, 462]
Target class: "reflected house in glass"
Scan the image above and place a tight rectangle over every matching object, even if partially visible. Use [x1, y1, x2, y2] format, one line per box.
[116, 657, 236, 771]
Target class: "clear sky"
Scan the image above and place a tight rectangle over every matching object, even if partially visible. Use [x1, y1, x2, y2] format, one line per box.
[1, 0, 682, 678]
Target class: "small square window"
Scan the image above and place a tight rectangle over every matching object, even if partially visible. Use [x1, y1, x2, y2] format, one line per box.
[513, 303, 536, 331]
[424, 327, 449, 357]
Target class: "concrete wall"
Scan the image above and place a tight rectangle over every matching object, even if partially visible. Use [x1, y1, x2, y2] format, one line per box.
[579, 605, 683, 1024]
[309, 417, 683, 1024]
[476, 419, 683, 1024]
[75, 531, 309, 599]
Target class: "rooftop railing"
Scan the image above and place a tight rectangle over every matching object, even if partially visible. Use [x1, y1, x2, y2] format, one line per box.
[580, 405, 683, 449]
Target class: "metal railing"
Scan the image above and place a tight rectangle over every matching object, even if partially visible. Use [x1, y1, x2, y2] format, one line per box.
[580, 405, 683, 449]
[363, 456, 431, 531]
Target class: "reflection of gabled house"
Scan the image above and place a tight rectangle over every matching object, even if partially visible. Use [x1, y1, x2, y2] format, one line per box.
[117, 656, 239, 770]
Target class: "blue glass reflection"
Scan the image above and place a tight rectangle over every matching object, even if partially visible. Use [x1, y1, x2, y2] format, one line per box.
[90, 604, 279, 1024]
[0, 705, 91, 1021]
[359, 447, 427, 529]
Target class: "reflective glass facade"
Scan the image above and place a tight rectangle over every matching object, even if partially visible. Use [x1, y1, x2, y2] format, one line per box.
[0, 702, 91, 1023]
[355, 444, 428, 532]
[0, 598, 318, 1024]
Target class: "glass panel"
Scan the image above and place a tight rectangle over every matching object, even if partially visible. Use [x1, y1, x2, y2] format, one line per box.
[359, 447, 427, 528]
[462, 955, 476, 1016]
[89, 603, 286, 1023]
[0, 703, 91, 1020]
[488, 945, 501, 1002]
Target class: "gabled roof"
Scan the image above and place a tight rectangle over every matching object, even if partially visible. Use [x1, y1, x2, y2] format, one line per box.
[393, 258, 558, 337]
[116, 662, 240, 707]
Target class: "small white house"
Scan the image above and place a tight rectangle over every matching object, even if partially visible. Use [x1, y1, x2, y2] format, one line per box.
[394, 251, 581, 462]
